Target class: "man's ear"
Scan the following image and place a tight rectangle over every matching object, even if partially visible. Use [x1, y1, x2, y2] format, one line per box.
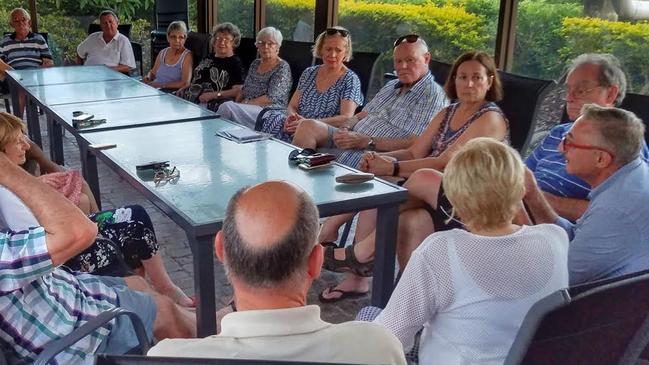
[215, 230, 225, 263]
[596, 150, 614, 168]
[605, 85, 620, 106]
[307, 243, 323, 280]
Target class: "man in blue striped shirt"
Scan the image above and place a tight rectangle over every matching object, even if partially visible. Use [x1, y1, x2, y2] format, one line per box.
[0, 152, 196, 364]
[0, 8, 53, 114]
[525, 53, 649, 222]
[292, 35, 449, 168]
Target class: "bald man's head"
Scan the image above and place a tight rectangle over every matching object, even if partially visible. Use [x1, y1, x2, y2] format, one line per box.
[221, 181, 319, 288]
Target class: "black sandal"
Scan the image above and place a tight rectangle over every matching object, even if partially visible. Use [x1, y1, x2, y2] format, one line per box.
[323, 245, 374, 277]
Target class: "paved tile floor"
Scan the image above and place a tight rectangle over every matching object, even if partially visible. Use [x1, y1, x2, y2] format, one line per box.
[6, 106, 371, 324]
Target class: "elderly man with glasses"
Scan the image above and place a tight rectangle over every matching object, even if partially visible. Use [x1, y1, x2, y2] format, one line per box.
[525, 53, 649, 222]
[525, 104, 649, 285]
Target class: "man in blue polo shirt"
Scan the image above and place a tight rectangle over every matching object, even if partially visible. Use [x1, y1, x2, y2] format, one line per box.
[0, 8, 53, 114]
[525, 104, 649, 285]
[526, 53, 649, 222]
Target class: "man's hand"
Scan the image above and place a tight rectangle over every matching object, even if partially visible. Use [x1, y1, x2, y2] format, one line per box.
[333, 128, 369, 150]
[523, 167, 540, 199]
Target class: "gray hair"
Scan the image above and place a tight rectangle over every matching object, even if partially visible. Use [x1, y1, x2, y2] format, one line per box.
[9, 8, 30, 24]
[257, 26, 283, 47]
[581, 103, 645, 165]
[99, 9, 119, 23]
[167, 20, 187, 36]
[222, 186, 319, 288]
[568, 53, 627, 106]
[211, 22, 241, 48]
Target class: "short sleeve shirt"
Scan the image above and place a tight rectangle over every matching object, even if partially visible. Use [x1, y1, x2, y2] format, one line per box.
[77, 32, 135, 68]
[0, 32, 52, 69]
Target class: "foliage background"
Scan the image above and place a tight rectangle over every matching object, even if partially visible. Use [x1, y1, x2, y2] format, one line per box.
[2, 0, 649, 93]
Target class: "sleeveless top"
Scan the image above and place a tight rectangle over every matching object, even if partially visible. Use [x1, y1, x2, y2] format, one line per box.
[429, 101, 508, 157]
[153, 47, 190, 84]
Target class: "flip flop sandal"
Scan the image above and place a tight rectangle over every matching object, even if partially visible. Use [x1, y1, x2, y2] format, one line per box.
[318, 285, 369, 303]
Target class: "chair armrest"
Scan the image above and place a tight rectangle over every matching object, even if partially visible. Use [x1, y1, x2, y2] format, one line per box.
[254, 106, 286, 131]
[34, 307, 150, 365]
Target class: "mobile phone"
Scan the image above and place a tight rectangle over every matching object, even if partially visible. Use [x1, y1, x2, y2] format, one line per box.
[136, 161, 170, 171]
[304, 153, 336, 166]
[72, 113, 94, 122]
[298, 162, 332, 170]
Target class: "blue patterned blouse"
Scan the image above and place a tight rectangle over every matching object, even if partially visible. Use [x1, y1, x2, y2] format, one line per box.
[241, 58, 292, 106]
[260, 65, 363, 140]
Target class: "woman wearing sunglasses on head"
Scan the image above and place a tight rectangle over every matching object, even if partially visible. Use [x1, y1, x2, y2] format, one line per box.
[258, 26, 363, 142]
[320, 50, 510, 302]
[217, 26, 292, 129]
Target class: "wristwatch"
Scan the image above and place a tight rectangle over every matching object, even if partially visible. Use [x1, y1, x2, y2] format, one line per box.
[217, 92, 222, 98]
[367, 137, 376, 151]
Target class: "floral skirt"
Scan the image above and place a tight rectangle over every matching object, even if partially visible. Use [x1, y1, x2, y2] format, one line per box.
[63, 205, 159, 276]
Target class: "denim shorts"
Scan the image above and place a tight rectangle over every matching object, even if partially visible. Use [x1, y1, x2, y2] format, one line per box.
[97, 276, 157, 354]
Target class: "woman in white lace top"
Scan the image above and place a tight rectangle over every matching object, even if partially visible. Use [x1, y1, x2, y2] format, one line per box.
[374, 138, 569, 365]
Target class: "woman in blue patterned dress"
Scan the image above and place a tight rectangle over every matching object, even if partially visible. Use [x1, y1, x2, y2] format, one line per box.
[217, 27, 292, 129]
[258, 26, 363, 141]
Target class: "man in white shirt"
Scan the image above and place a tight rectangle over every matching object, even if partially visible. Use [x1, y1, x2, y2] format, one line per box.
[148, 180, 406, 365]
[76, 10, 135, 73]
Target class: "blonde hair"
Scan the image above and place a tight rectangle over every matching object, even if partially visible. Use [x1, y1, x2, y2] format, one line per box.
[312, 26, 352, 62]
[0, 112, 26, 151]
[443, 137, 524, 231]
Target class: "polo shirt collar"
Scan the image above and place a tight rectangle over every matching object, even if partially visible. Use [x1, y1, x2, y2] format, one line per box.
[588, 157, 643, 200]
[9, 32, 33, 40]
[393, 71, 433, 94]
[219, 305, 330, 338]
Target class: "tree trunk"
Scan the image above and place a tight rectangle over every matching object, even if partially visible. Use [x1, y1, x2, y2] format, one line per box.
[584, 0, 619, 20]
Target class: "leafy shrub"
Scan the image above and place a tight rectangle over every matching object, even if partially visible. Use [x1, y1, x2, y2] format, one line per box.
[560, 17, 649, 93]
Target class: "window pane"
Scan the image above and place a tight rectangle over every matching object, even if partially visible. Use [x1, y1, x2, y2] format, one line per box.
[266, 0, 316, 42]
[338, 0, 500, 97]
[217, 0, 254, 37]
[513, 0, 649, 94]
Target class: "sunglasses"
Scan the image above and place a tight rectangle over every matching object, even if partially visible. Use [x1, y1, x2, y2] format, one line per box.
[393, 34, 420, 48]
[325, 28, 349, 37]
[153, 166, 180, 186]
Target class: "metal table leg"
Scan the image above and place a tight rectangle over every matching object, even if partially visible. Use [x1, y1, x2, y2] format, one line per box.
[9, 82, 21, 118]
[79, 143, 102, 210]
[47, 115, 65, 165]
[371, 203, 399, 308]
[25, 97, 42, 147]
[188, 234, 217, 337]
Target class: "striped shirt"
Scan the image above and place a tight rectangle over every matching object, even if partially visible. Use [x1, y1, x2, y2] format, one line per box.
[337, 72, 449, 168]
[525, 123, 649, 200]
[0, 227, 119, 365]
[0, 32, 52, 70]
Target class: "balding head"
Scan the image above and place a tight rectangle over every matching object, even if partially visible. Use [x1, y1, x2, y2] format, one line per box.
[220, 181, 319, 288]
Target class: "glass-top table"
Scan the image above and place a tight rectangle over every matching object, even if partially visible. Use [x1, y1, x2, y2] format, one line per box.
[26, 78, 164, 106]
[5, 65, 131, 147]
[78, 118, 408, 336]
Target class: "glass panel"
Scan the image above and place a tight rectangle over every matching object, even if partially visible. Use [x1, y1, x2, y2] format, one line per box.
[217, 0, 254, 38]
[513, 0, 649, 94]
[266, 0, 316, 42]
[0, 1, 154, 72]
[338, 0, 500, 97]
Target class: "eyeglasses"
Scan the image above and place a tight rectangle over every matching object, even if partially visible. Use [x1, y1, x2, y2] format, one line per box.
[563, 84, 603, 99]
[256, 40, 277, 47]
[153, 166, 180, 186]
[560, 136, 615, 159]
[393, 34, 420, 48]
[215, 36, 234, 44]
[325, 28, 349, 37]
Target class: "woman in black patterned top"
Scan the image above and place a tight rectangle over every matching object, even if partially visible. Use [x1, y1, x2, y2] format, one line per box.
[217, 26, 292, 129]
[178, 22, 244, 110]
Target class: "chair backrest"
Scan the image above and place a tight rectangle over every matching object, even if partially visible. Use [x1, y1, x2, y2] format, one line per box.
[278, 40, 315, 95]
[155, 0, 188, 31]
[345, 51, 379, 100]
[88, 24, 132, 40]
[504, 272, 649, 365]
[235, 37, 258, 74]
[184, 31, 211, 69]
[496, 71, 555, 152]
[130, 41, 143, 77]
[95, 355, 371, 365]
[429, 59, 452, 87]
[618, 92, 649, 144]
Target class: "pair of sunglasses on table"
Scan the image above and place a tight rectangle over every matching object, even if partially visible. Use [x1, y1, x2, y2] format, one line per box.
[135, 161, 180, 186]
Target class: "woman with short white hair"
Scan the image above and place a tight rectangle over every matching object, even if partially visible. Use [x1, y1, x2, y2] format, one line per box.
[374, 138, 569, 365]
[218, 26, 292, 129]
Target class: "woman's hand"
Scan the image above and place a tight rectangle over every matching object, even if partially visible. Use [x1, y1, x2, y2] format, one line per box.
[198, 92, 216, 103]
[361, 152, 396, 175]
[175, 86, 188, 97]
[283, 113, 304, 134]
